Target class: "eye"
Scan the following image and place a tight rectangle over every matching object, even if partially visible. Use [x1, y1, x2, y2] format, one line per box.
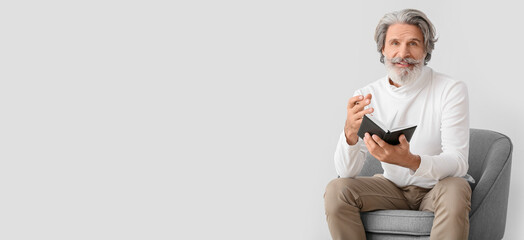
[391, 41, 399, 46]
[409, 42, 418, 46]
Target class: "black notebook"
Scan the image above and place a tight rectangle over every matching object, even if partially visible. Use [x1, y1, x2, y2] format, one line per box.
[357, 114, 417, 145]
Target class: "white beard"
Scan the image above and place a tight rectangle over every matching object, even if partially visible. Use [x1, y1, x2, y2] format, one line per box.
[385, 57, 424, 86]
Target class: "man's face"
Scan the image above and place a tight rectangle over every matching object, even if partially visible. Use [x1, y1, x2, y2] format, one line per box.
[382, 23, 426, 86]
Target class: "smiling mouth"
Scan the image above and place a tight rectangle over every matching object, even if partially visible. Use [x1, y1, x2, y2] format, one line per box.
[395, 62, 412, 68]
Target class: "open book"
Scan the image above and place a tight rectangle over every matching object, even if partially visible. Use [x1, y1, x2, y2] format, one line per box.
[357, 114, 417, 145]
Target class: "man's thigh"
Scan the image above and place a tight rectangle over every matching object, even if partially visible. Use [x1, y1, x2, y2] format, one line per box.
[419, 176, 472, 212]
[326, 174, 410, 212]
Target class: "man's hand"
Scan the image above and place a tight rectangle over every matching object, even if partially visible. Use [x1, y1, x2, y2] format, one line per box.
[344, 94, 374, 145]
[363, 133, 421, 172]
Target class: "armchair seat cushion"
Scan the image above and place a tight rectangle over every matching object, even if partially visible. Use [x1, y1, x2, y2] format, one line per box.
[361, 210, 434, 236]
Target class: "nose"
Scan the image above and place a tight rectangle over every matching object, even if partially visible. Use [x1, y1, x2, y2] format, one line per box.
[399, 44, 411, 59]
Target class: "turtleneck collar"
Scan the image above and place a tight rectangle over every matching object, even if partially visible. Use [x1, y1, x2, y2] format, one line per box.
[384, 66, 432, 98]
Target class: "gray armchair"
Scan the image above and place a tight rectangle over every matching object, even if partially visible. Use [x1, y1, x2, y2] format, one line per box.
[358, 129, 513, 240]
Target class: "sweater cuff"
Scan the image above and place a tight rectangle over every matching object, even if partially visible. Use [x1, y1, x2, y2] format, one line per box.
[410, 155, 430, 177]
[339, 131, 362, 151]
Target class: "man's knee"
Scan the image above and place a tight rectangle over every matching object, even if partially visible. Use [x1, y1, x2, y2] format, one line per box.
[324, 178, 359, 214]
[432, 177, 472, 213]
[435, 177, 472, 197]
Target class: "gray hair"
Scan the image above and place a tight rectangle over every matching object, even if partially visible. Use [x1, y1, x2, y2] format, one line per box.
[374, 9, 437, 65]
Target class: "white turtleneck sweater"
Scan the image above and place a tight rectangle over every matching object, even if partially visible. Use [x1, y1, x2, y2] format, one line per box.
[335, 66, 469, 188]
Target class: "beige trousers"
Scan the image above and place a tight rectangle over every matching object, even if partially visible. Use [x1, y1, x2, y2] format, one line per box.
[324, 175, 471, 240]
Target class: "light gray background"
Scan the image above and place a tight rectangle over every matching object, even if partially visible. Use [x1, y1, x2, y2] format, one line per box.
[1, 0, 522, 239]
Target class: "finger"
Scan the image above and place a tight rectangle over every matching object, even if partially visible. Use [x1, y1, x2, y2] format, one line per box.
[354, 93, 373, 112]
[347, 95, 364, 109]
[372, 134, 387, 149]
[364, 93, 372, 101]
[399, 134, 409, 149]
[354, 107, 374, 119]
[352, 97, 372, 113]
[364, 133, 384, 157]
[363, 132, 372, 148]
[364, 133, 379, 149]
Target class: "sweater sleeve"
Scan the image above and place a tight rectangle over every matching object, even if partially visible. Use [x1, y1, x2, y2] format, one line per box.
[334, 90, 368, 178]
[411, 81, 470, 179]
[334, 131, 367, 178]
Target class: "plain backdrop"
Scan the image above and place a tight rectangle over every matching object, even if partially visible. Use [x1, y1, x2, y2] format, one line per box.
[1, 0, 522, 239]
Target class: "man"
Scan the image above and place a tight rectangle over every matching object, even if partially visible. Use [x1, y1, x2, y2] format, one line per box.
[324, 9, 471, 240]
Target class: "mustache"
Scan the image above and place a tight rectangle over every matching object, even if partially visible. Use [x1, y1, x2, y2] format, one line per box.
[389, 57, 423, 65]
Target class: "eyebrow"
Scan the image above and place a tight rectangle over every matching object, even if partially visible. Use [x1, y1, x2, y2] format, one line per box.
[388, 38, 422, 43]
